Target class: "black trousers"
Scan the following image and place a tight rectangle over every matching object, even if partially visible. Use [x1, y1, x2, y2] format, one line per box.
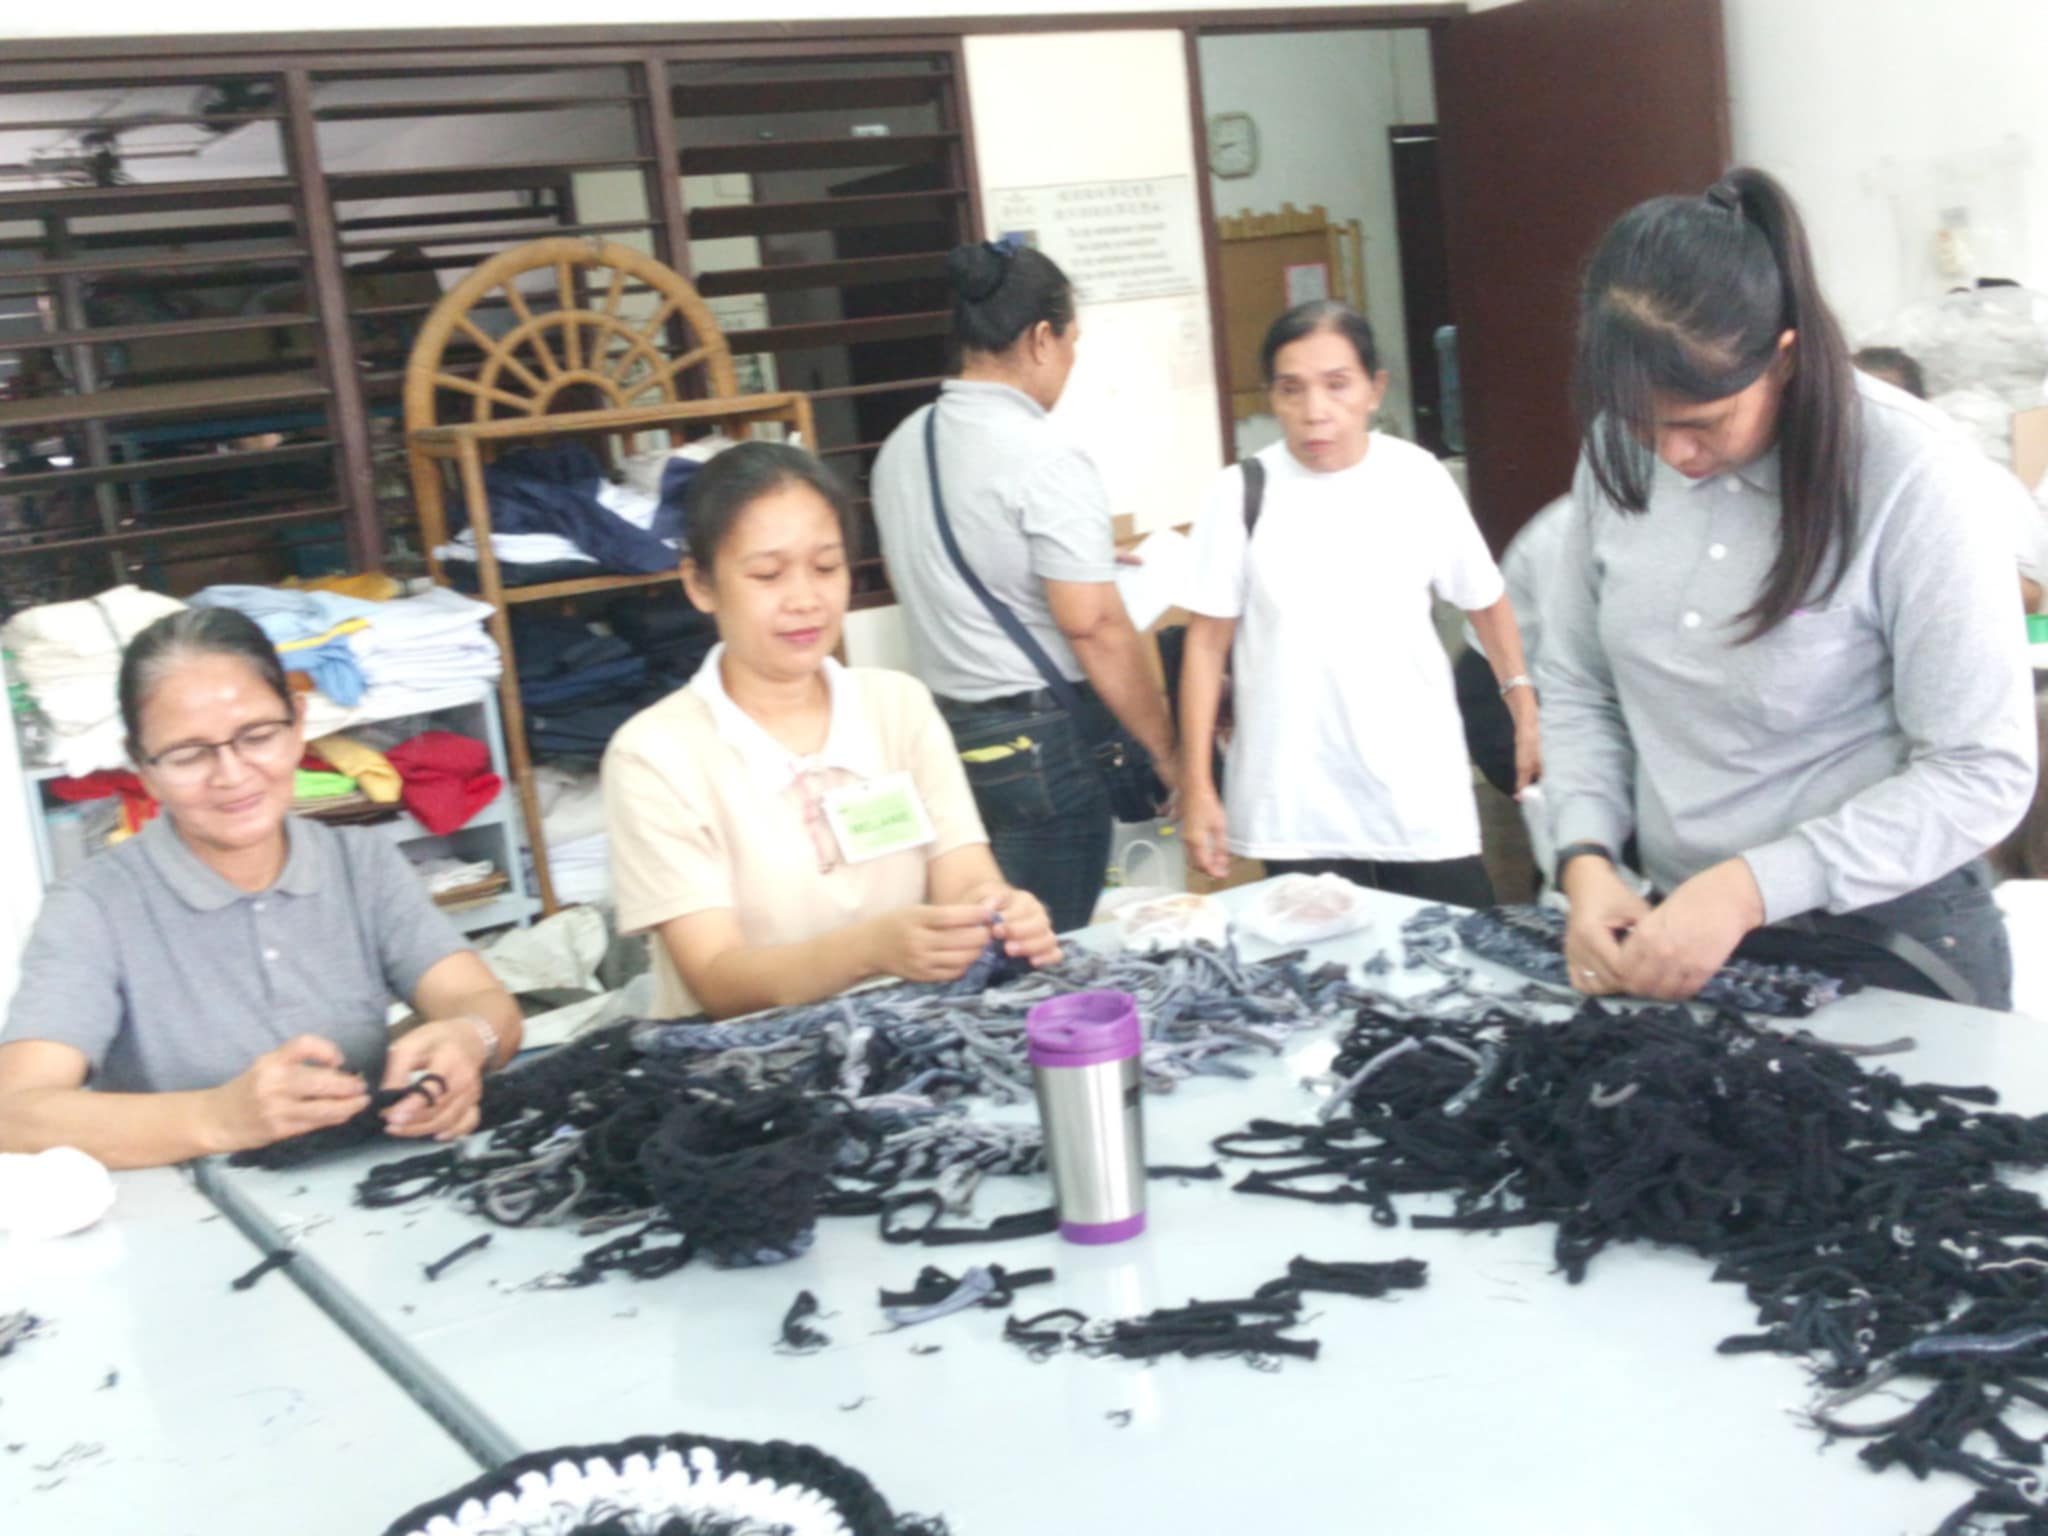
[1265, 854, 1496, 910]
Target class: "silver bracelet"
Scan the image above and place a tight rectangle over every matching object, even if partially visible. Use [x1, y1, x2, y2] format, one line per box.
[1499, 673, 1534, 698]
[458, 1013, 500, 1069]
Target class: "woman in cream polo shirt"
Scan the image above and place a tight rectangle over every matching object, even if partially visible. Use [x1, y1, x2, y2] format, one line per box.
[604, 442, 1062, 1020]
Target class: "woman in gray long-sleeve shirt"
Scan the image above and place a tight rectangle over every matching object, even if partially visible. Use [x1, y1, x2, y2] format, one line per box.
[1544, 167, 2037, 1009]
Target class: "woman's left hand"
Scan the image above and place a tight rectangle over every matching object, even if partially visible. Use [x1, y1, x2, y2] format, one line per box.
[1613, 858, 1765, 1000]
[988, 887, 1063, 969]
[380, 1019, 491, 1142]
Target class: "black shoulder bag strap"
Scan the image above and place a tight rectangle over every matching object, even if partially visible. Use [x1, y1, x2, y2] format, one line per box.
[1241, 455, 1266, 538]
[923, 408, 1088, 720]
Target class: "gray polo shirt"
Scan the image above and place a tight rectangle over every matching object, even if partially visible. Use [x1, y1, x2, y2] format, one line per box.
[1540, 374, 2038, 922]
[870, 380, 1118, 702]
[2, 814, 468, 1093]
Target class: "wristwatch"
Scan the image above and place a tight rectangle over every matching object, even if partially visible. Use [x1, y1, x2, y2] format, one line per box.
[1554, 840, 1614, 887]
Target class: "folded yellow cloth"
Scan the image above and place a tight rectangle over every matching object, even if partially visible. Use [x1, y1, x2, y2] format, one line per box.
[285, 572, 403, 602]
[309, 732, 403, 804]
[276, 616, 368, 654]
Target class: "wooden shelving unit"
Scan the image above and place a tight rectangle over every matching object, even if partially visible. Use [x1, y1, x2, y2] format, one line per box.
[405, 237, 815, 912]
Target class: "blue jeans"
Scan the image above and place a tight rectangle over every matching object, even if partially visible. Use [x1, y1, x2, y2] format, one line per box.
[939, 689, 1114, 935]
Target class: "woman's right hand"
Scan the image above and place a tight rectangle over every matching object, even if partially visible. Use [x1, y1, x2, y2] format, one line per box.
[1181, 785, 1231, 880]
[1561, 858, 1651, 995]
[869, 904, 996, 983]
[205, 1034, 369, 1153]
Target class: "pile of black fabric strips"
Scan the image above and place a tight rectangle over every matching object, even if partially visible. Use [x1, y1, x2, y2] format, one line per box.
[332, 941, 1360, 1286]
[1003, 1256, 1427, 1368]
[1217, 994, 2048, 1534]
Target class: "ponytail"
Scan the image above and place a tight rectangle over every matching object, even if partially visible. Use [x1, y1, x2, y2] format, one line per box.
[1575, 165, 1858, 639]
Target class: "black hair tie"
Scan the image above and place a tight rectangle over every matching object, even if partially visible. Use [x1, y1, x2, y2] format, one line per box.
[959, 239, 1014, 303]
[1705, 181, 1743, 216]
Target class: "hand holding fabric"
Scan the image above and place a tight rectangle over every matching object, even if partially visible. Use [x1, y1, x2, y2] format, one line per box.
[207, 1034, 368, 1153]
[1613, 858, 1766, 1001]
[984, 886, 1062, 969]
[870, 904, 996, 984]
[381, 1019, 490, 1142]
[1561, 858, 1651, 996]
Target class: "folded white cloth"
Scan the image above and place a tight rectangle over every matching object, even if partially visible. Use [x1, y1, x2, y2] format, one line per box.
[435, 530, 598, 566]
[4, 586, 187, 774]
[0, 1146, 116, 1239]
[535, 763, 606, 848]
[407, 855, 498, 894]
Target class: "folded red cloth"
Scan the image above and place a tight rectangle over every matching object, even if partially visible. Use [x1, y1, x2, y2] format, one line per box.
[48, 770, 158, 835]
[385, 730, 502, 835]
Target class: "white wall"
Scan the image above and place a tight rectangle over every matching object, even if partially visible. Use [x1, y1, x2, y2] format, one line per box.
[968, 30, 1224, 537]
[4, 0, 1478, 40]
[1726, 0, 2048, 342]
[1197, 27, 1435, 446]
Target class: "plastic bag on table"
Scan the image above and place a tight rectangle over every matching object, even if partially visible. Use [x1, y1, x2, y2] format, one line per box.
[1110, 892, 1230, 953]
[1236, 873, 1375, 946]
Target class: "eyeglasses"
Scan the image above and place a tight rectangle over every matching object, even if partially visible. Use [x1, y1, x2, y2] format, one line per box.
[142, 719, 297, 781]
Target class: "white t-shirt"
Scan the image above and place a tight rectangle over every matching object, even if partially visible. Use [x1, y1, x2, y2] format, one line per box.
[1182, 434, 1505, 861]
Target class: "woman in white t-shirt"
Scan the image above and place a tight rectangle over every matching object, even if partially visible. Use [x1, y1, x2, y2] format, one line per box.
[1179, 302, 1540, 907]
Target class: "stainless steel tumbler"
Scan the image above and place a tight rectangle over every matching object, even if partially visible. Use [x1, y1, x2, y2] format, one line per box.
[1026, 989, 1147, 1243]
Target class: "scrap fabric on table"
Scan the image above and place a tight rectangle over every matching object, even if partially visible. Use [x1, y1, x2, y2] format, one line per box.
[278, 941, 1366, 1287]
[1217, 993, 2048, 1535]
[1403, 902, 1855, 1018]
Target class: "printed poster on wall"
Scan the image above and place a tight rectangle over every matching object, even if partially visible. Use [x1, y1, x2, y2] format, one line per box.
[988, 176, 1203, 305]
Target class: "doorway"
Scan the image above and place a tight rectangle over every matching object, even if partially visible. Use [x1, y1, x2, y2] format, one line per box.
[1193, 27, 1445, 465]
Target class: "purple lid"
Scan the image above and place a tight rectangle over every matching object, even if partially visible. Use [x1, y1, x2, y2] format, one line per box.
[1026, 990, 1141, 1068]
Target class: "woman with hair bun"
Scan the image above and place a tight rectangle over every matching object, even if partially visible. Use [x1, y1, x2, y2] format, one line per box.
[1547, 167, 2036, 1007]
[871, 240, 1178, 934]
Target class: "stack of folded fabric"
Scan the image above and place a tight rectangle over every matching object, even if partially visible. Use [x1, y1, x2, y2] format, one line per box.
[436, 438, 721, 587]
[346, 585, 501, 704]
[533, 762, 610, 906]
[514, 614, 672, 761]
[436, 442, 682, 586]
[190, 584, 378, 706]
[386, 729, 503, 835]
[2, 585, 186, 775]
[47, 770, 158, 841]
[406, 852, 509, 907]
[607, 596, 717, 687]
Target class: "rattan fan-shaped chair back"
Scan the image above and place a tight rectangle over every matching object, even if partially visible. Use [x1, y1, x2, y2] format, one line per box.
[403, 237, 737, 432]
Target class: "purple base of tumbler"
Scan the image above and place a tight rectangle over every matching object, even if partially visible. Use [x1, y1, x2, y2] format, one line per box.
[1060, 1211, 1147, 1245]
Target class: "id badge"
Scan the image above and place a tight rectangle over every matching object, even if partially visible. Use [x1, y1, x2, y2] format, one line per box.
[821, 771, 937, 864]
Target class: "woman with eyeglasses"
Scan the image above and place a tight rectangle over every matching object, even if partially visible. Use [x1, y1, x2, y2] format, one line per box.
[0, 607, 523, 1169]
[603, 441, 1062, 1022]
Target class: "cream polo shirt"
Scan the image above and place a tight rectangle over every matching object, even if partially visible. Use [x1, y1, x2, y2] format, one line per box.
[603, 647, 989, 1018]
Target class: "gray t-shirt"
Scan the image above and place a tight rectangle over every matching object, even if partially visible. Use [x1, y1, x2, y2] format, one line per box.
[2, 814, 468, 1093]
[1541, 374, 2038, 921]
[870, 380, 1118, 702]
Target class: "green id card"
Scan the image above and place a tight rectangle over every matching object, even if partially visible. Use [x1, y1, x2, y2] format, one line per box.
[821, 771, 937, 864]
